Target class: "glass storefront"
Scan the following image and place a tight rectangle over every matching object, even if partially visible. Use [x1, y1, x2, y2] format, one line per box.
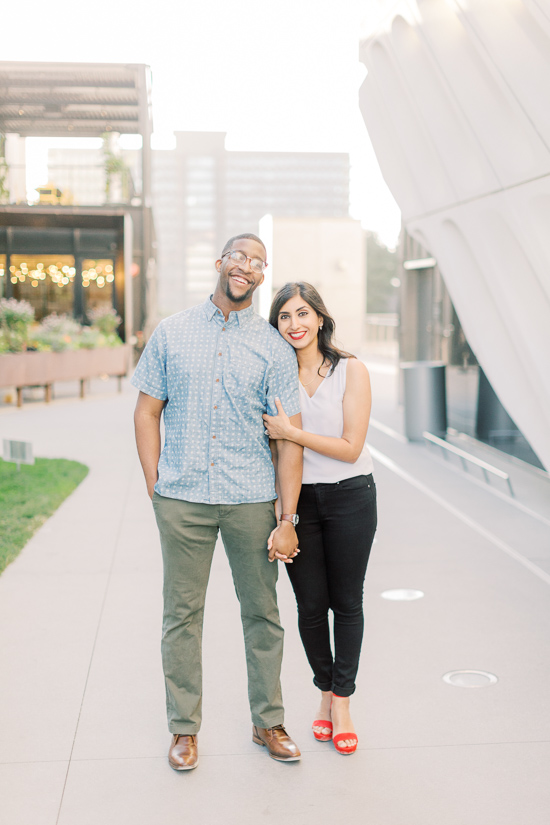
[81, 259, 115, 313]
[0, 213, 131, 338]
[9, 255, 75, 319]
[3, 255, 116, 320]
[0, 255, 5, 299]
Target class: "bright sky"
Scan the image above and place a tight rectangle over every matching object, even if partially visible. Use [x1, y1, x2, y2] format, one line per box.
[3, 0, 400, 246]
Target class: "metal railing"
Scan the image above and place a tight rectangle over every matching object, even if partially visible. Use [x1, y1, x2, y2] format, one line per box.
[423, 430, 514, 496]
[365, 314, 399, 356]
[1, 163, 138, 207]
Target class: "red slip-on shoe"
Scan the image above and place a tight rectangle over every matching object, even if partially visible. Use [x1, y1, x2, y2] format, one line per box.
[312, 719, 333, 741]
[333, 733, 358, 754]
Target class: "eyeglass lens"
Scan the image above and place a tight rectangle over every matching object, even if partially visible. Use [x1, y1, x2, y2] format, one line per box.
[229, 250, 265, 272]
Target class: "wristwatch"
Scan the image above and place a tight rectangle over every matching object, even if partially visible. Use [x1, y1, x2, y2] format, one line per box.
[280, 513, 299, 526]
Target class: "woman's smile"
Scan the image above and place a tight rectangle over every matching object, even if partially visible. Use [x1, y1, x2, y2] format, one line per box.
[277, 294, 320, 349]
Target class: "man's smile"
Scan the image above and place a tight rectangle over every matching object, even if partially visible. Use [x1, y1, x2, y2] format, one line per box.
[230, 273, 251, 286]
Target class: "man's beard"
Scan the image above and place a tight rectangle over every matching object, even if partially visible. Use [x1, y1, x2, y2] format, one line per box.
[224, 278, 254, 304]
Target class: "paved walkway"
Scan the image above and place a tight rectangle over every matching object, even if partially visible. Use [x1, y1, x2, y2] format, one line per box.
[1, 364, 550, 825]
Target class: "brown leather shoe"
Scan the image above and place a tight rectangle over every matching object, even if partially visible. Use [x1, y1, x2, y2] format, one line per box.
[168, 734, 199, 771]
[252, 724, 301, 761]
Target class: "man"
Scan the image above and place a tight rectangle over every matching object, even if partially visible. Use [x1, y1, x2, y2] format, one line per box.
[132, 233, 303, 771]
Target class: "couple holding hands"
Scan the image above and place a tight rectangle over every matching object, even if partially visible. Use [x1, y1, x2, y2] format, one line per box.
[133, 233, 377, 770]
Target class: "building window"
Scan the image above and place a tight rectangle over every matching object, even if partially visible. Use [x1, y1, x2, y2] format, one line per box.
[81, 259, 115, 313]
[8, 255, 76, 320]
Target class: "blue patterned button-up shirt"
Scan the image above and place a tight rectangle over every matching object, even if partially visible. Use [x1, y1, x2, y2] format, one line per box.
[131, 297, 300, 504]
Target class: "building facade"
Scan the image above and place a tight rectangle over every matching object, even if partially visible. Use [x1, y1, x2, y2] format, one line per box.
[358, 0, 550, 471]
[0, 61, 156, 339]
[152, 132, 350, 314]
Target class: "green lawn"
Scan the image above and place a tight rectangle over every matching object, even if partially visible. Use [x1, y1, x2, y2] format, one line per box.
[0, 457, 89, 574]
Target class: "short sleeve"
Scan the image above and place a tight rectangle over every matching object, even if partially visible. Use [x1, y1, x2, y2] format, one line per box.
[265, 338, 300, 417]
[131, 323, 168, 400]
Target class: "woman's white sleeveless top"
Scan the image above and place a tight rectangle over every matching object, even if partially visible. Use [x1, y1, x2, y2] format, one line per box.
[300, 358, 374, 484]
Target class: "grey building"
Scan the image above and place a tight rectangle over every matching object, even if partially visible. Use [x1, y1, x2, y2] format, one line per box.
[399, 230, 544, 470]
[152, 131, 349, 313]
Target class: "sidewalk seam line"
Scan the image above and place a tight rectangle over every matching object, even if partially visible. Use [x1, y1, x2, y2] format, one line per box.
[423, 445, 550, 527]
[54, 459, 137, 825]
[370, 446, 550, 588]
[370, 419, 550, 527]
[3, 737, 550, 768]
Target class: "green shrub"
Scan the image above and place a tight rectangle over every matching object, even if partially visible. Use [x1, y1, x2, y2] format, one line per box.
[1, 301, 123, 352]
[31, 314, 82, 352]
[0, 298, 35, 352]
[78, 326, 102, 349]
[88, 306, 122, 336]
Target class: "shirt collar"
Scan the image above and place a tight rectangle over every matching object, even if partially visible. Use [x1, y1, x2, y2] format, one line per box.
[203, 296, 255, 327]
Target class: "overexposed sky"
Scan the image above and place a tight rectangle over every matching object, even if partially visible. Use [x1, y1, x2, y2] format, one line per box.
[3, 0, 400, 246]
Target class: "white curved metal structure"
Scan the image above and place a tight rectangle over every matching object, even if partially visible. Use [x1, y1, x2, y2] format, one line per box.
[359, 0, 550, 470]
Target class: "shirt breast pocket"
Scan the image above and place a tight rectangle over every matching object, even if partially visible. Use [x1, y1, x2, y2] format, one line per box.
[225, 352, 267, 407]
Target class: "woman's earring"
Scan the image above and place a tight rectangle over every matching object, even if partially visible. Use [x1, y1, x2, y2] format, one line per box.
[319, 323, 323, 330]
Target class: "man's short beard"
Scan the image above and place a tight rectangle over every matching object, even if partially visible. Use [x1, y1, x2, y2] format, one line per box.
[224, 280, 253, 303]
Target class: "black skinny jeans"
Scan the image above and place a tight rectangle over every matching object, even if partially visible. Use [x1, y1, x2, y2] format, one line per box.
[286, 474, 377, 698]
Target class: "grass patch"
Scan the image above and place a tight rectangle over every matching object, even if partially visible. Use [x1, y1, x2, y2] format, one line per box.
[0, 457, 89, 575]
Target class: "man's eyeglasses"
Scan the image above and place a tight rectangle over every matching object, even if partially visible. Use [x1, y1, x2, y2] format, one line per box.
[221, 250, 267, 274]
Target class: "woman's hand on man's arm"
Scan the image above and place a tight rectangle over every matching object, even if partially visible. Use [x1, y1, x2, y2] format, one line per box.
[262, 360, 372, 464]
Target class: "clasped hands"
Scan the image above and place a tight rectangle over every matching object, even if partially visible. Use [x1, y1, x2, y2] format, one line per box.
[263, 397, 300, 563]
[268, 521, 300, 564]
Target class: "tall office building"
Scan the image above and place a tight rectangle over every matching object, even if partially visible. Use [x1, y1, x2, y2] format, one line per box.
[152, 132, 350, 313]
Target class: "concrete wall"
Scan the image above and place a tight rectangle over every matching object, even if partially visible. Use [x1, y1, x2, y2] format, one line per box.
[259, 216, 366, 352]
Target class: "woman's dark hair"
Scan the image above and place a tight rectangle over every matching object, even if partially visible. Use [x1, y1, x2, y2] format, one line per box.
[269, 282, 355, 376]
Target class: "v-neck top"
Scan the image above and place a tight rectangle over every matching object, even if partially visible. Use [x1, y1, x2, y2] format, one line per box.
[299, 357, 374, 484]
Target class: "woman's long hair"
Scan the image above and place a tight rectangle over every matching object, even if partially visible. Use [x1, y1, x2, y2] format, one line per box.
[269, 282, 354, 376]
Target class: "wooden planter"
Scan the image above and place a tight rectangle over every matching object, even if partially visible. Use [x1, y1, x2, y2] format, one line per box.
[0, 345, 132, 406]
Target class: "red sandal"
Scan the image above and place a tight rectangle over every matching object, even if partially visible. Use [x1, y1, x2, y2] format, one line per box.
[312, 719, 333, 741]
[333, 733, 358, 754]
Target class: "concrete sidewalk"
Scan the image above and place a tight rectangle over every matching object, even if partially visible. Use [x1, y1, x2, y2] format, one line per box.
[1, 369, 550, 825]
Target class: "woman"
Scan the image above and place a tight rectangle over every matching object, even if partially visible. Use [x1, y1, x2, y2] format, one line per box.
[263, 282, 377, 756]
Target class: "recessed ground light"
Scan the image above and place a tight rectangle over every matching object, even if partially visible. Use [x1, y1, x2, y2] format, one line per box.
[442, 670, 498, 688]
[380, 589, 424, 601]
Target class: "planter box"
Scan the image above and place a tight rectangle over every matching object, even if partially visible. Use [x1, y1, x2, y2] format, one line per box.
[0, 345, 132, 405]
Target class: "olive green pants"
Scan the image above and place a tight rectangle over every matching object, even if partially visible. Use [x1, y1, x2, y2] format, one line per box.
[152, 493, 284, 734]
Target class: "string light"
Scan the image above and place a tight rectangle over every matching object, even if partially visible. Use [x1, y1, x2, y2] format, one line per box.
[7, 259, 114, 292]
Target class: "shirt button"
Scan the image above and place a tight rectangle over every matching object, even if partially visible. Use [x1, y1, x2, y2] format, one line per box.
[218, 352, 222, 356]
[215, 378, 220, 382]
[211, 462, 214, 466]
[222, 328, 226, 332]
[213, 405, 217, 409]
[212, 435, 216, 439]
